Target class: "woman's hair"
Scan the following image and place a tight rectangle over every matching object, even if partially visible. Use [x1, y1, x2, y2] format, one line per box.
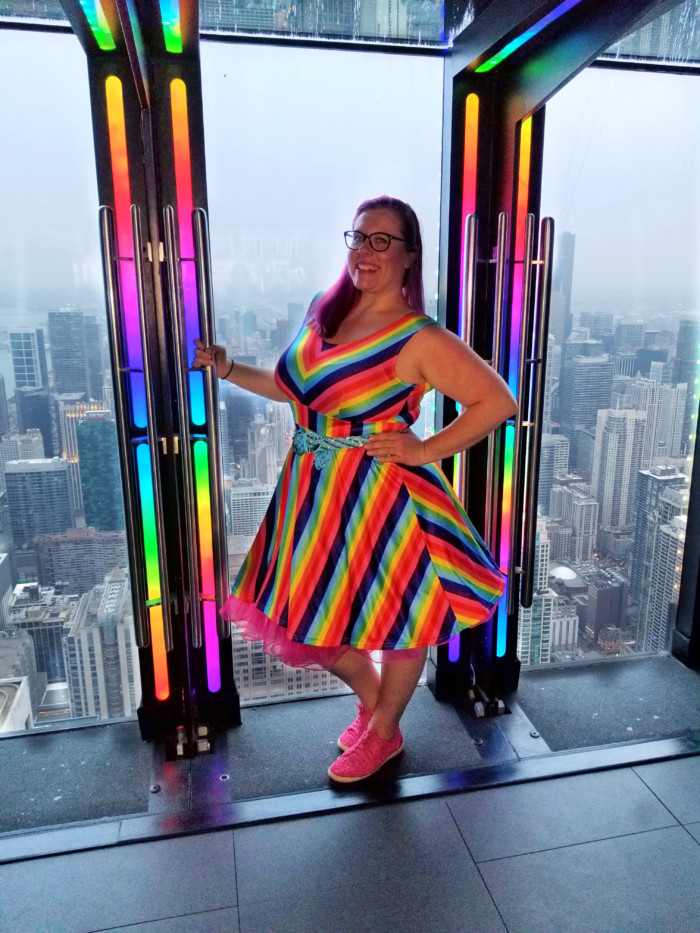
[312, 196, 425, 338]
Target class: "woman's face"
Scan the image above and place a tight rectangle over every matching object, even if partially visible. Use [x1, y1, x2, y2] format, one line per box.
[347, 208, 416, 299]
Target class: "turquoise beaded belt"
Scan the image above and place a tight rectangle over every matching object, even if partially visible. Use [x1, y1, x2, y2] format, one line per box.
[292, 427, 368, 470]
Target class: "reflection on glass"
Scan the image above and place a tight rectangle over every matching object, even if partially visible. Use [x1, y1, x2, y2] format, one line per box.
[602, 0, 700, 66]
[200, 0, 445, 46]
[0, 31, 140, 733]
[201, 41, 442, 702]
[522, 66, 700, 667]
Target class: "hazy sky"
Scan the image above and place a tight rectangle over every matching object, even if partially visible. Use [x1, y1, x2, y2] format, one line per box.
[1, 29, 699, 325]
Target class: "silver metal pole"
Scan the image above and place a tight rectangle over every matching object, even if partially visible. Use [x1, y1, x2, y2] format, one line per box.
[163, 205, 203, 650]
[521, 216, 555, 609]
[99, 206, 149, 649]
[131, 204, 173, 652]
[507, 213, 536, 617]
[484, 211, 509, 550]
[455, 213, 478, 505]
[192, 208, 231, 639]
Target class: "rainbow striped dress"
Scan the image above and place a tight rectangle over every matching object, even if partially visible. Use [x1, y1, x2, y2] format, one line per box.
[220, 309, 506, 668]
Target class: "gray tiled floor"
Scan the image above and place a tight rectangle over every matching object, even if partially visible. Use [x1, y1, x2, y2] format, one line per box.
[1, 757, 699, 933]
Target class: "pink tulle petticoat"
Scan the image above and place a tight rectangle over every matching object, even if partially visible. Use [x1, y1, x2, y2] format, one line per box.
[220, 595, 425, 670]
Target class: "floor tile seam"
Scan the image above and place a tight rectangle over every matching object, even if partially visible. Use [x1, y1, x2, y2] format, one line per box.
[679, 823, 700, 847]
[232, 831, 242, 931]
[630, 763, 695, 824]
[472, 820, 685, 865]
[442, 800, 513, 933]
[85, 905, 238, 933]
[473, 861, 514, 933]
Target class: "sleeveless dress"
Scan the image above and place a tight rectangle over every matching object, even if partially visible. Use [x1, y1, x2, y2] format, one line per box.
[220, 309, 506, 669]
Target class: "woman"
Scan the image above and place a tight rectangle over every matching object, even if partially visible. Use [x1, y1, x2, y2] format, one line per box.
[194, 196, 516, 783]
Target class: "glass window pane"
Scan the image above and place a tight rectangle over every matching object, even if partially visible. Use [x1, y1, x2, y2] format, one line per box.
[201, 41, 442, 702]
[0, 30, 142, 732]
[601, 0, 700, 67]
[524, 66, 700, 667]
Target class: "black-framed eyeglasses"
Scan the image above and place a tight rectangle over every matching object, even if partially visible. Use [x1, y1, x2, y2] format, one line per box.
[344, 230, 408, 252]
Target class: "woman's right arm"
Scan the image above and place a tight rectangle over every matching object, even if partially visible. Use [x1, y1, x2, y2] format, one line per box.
[192, 338, 288, 403]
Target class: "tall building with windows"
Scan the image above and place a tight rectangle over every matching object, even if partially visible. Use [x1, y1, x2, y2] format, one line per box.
[672, 319, 700, 453]
[232, 633, 345, 703]
[15, 387, 54, 457]
[517, 523, 553, 665]
[558, 355, 614, 467]
[590, 408, 647, 535]
[0, 375, 9, 436]
[551, 231, 575, 341]
[4, 458, 74, 548]
[630, 464, 688, 602]
[8, 582, 80, 682]
[75, 412, 124, 531]
[48, 309, 103, 400]
[549, 482, 599, 561]
[638, 515, 687, 653]
[0, 430, 44, 494]
[62, 569, 140, 720]
[0, 627, 45, 726]
[9, 328, 48, 389]
[631, 376, 687, 466]
[538, 434, 570, 510]
[35, 527, 127, 592]
[228, 482, 276, 535]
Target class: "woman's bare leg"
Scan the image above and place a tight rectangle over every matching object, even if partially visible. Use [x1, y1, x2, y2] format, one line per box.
[329, 649, 381, 711]
[368, 648, 428, 740]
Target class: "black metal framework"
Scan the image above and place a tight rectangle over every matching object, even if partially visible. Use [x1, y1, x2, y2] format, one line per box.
[58, 0, 240, 753]
[429, 0, 700, 706]
[7, 0, 693, 752]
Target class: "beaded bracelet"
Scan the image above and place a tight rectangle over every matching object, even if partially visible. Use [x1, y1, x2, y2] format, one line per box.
[222, 359, 235, 379]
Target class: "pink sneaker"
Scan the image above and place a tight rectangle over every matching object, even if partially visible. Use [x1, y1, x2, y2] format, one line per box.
[328, 728, 404, 783]
[338, 702, 373, 751]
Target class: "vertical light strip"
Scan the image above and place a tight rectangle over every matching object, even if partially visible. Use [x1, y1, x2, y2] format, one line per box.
[79, 0, 116, 50]
[137, 444, 170, 700]
[194, 441, 221, 692]
[105, 76, 147, 429]
[171, 79, 219, 689]
[475, 0, 585, 72]
[450, 93, 480, 664]
[170, 78, 205, 426]
[496, 116, 532, 658]
[106, 76, 169, 699]
[160, 0, 183, 53]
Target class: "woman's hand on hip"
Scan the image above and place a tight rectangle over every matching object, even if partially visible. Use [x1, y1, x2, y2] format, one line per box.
[364, 430, 428, 467]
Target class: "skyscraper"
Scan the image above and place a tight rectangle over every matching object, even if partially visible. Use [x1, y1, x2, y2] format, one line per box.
[63, 569, 140, 719]
[4, 458, 74, 547]
[631, 376, 687, 467]
[549, 482, 599, 561]
[8, 582, 80, 682]
[517, 522, 553, 665]
[538, 434, 569, 510]
[591, 409, 647, 534]
[558, 355, 614, 467]
[75, 413, 125, 530]
[638, 515, 686, 653]
[672, 319, 699, 453]
[0, 431, 45, 496]
[0, 375, 9, 436]
[15, 387, 54, 457]
[9, 328, 48, 389]
[48, 309, 104, 400]
[551, 231, 575, 341]
[630, 465, 687, 603]
[35, 527, 127, 592]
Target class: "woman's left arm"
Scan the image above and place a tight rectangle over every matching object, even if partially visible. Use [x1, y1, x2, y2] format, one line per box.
[365, 325, 517, 467]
